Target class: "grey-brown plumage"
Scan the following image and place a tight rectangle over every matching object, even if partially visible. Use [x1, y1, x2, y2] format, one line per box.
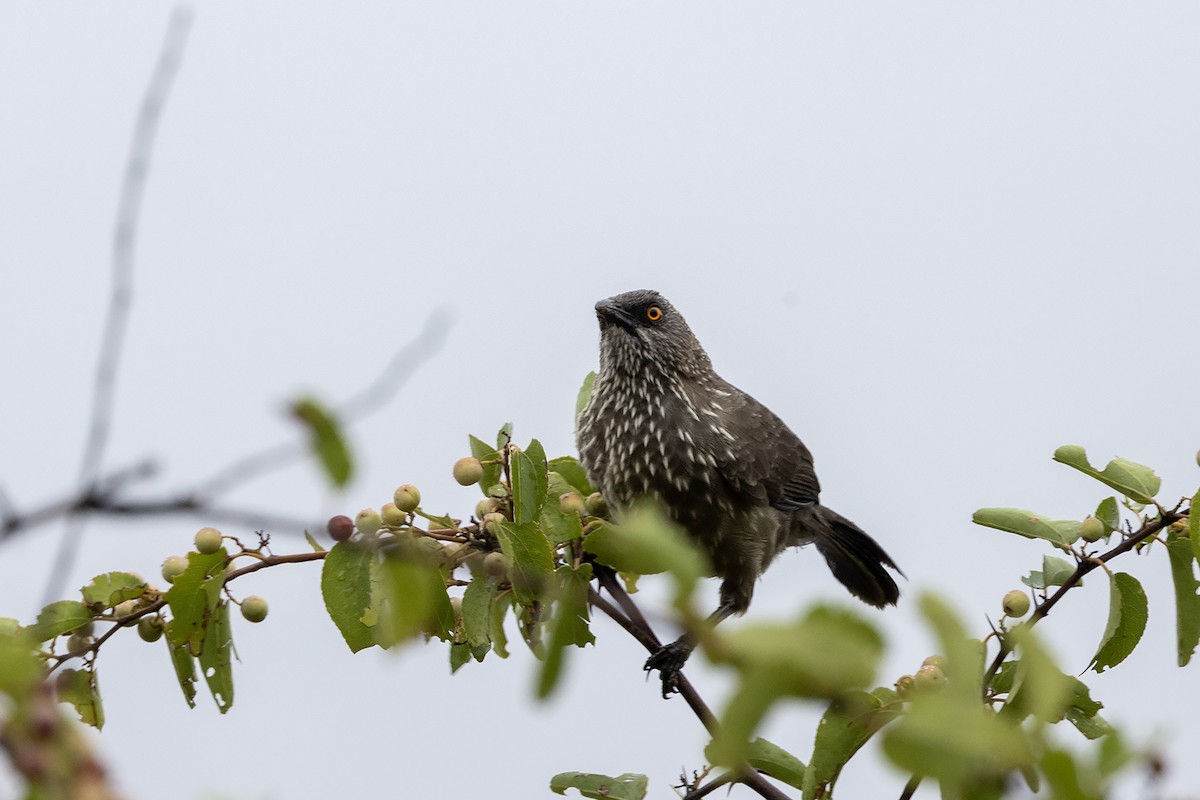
[577, 289, 902, 695]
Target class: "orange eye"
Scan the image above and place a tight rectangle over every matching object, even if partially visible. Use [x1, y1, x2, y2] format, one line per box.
[646, 306, 662, 321]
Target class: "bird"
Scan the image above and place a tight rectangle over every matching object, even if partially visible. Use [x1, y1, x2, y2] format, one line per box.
[576, 289, 902, 696]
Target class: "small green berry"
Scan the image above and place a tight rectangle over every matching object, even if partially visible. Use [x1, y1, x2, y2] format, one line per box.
[453, 457, 485, 486]
[483, 552, 509, 580]
[66, 633, 92, 654]
[482, 512, 507, 536]
[381, 502, 407, 527]
[921, 654, 947, 670]
[584, 492, 608, 517]
[914, 663, 946, 690]
[475, 497, 499, 520]
[1003, 589, 1031, 618]
[327, 515, 354, 542]
[393, 484, 421, 513]
[241, 596, 269, 623]
[1080, 516, 1105, 543]
[194, 527, 224, 555]
[161, 555, 188, 584]
[113, 600, 139, 620]
[559, 492, 586, 515]
[355, 508, 382, 536]
[894, 674, 915, 697]
[137, 616, 164, 643]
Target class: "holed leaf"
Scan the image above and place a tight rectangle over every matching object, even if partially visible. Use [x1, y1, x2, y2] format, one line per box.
[165, 630, 198, 708]
[321, 542, 376, 653]
[1088, 572, 1147, 673]
[57, 668, 104, 729]
[1165, 529, 1200, 667]
[291, 396, 353, 489]
[163, 550, 227, 652]
[199, 599, 234, 713]
[1052, 445, 1161, 504]
[80, 572, 148, 609]
[551, 771, 647, 800]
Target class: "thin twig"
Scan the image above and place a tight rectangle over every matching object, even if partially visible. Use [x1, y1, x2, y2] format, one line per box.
[683, 772, 735, 800]
[898, 774, 922, 800]
[981, 508, 1187, 694]
[42, 7, 193, 605]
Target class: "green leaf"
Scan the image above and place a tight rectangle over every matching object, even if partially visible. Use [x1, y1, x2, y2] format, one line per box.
[1065, 707, 1114, 740]
[1166, 529, 1200, 667]
[802, 689, 898, 799]
[199, 600, 234, 713]
[0, 631, 40, 697]
[57, 668, 104, 729]
[1007, 627, 1073, 724]
[321, 542, 377, 653]
[291, 396, 353, 489]
[1039, 749, 1095, 800]
[582, 503, 706, 609]
[919, 594, 986, 703]
[469, 434, 504, 498]
[512, 439, 549, 525]
[80, 572, 148, 609]
[378, 552, 455, 643]
[490, 592, 512, 658]
[165, 631, 198, 708]
[972, 508, 1080, 546]
[548, 456, 594, 497]
[462, 576, 496, 650]
[496, 522, 555, 606]
[574, 371, 597, 428]
[550, 771, 647, 800]
[30, 600, 92, 641]
[540, 493, 583, 545]
[163, 550, 227, 652]
[536, 564, 595, 700]
[1052, 445, 1161, 504]
[709, 606, 883, 767]
[449, 642, 471, 673]
[1095, 497, 1120, 535]
[1190, 488, 1200, 561]
[1088, 572, 1148, 673]
[496, 422, 513, 449]
[743, 738, 807, 791]
[1022, 555, 1078, 591]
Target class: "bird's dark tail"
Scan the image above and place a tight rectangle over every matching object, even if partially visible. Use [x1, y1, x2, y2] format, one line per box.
[813, 506, 903, 608]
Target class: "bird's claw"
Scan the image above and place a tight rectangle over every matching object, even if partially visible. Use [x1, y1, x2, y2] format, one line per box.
[644, 640, 693, 698]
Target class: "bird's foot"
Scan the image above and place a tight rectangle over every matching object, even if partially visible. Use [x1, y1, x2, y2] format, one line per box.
[644, 639, 695, 698]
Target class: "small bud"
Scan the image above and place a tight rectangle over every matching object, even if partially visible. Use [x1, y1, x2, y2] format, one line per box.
[161, 555, 188, 584]
[584, 492, 608, 517]
[137, 616, 164, 643]
[894, 674, 915, 697]
[194, 527, 223, 555]
[482, 512, 507, 536]
[483, 552, 509, 580]
[393, 484, 421, 513]
[355, 508, 382, 536]
[381, 502, 407, 527]
[1080, 516, 1106, 543]
[914, 663, 946, 690]
[241, 596, 269, 623]
[453, 457, 485, 486]
[475, 497, 499, 520]
[1002, 589, 1031, 618]
[327, 515, 354, 542]
[559, 492, 586, 515]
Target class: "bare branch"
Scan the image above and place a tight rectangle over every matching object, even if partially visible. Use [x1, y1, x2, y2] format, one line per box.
[42, 7, 193, 605]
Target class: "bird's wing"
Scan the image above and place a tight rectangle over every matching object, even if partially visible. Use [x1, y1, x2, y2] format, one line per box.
[711, 390, 821, 510]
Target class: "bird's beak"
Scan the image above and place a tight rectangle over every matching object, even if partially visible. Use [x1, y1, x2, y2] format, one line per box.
[595, 299, 638, 332]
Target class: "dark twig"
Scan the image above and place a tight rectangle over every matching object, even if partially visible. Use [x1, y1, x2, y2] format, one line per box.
[683, 772, 735, 800]
[898, 774, 922, 800]
[981, 508, 1187, 694]
[42, 7, 193, 605]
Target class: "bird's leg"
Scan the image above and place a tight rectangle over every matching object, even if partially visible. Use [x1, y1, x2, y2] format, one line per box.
[644, 602, 737, 698]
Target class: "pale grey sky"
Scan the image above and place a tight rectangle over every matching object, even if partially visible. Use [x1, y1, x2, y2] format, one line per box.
[2, 3, 1198, 798]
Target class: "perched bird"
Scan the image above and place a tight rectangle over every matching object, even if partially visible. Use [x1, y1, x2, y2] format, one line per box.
[576, 289, 902, 696]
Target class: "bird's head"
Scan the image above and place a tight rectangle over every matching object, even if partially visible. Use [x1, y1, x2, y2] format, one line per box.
[593, 289, 710, 376]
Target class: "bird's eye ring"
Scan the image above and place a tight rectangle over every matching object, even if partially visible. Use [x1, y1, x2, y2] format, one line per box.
[646, 306, 663, 322]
